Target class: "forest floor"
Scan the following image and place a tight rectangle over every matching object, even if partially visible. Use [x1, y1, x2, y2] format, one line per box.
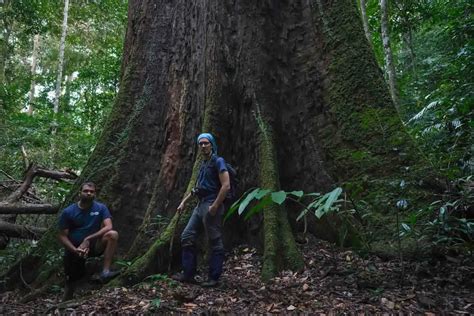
[1, 235, 473, 314]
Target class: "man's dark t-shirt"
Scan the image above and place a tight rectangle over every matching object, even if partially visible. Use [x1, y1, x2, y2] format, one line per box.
[58, 201, 111, 247]
[196, 154, 228, 202]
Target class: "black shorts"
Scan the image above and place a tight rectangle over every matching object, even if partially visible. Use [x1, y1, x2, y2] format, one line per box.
[63, 241, 103, 283]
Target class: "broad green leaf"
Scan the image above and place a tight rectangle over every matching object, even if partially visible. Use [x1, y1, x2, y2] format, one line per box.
[322, 187, 342, 213]
[315, 205, 327, 219]
[255, 189, 271, 200]
[288, 190, 304, 198]
[238, 188, 261, 215]
[225, 188, 255, 222]
[271, 191, 287, 205]
[244, 195, 272, 221]
[308, 198, 325, 213]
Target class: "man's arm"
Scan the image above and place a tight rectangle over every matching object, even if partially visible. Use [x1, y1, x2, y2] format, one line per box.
[58, 228, 85, 256]
[209, 171, 230, 216]
[76, 218, 113, 256]
[85, 218, 113, 242]
[177, 192, 193, 212]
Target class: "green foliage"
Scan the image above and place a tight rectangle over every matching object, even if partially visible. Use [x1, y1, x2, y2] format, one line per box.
[399, 176, 473, 250]
[226, 187, 343, 222]
[0, 240, 35, 275]
[150, 298, 161, 309]
[358, 0, 473, 254]
[0, 0, 127, 202]
[301, 187, 343, 220]
[365, 0, 473, 178]
[226, 187, 370, 248]
[116, 259, 134, 268]
[143, 273, 176, 288]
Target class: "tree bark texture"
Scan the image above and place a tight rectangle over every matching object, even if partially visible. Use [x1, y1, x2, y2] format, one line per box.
[4, 0, 431, 290]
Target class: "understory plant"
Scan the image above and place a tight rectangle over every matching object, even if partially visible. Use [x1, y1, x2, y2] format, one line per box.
[225, 187, 367, 247]
[399, 175, 473, 253]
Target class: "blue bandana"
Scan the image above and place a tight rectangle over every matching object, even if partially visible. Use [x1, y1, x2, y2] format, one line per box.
[197, 133, 217, 154]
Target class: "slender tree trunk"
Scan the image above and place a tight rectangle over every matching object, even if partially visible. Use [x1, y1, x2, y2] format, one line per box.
[359, 0, 372, 45]
[380, 0, 399, 111]
[403, 27, 416, 75]
[27, 34, 41, 116]
[0, 0, 12, 90]
[52, 0, 70, 133]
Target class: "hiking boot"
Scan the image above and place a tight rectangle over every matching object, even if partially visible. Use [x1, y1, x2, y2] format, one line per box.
[201, 279, 219, 288]
[99, 270, 120, 283]
[171, 273, 201, 285]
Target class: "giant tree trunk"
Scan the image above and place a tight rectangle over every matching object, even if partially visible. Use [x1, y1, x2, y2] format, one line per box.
[3, 0, 431, 291]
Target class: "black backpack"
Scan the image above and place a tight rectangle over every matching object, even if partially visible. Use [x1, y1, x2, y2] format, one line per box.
[209, 155, 239, 204]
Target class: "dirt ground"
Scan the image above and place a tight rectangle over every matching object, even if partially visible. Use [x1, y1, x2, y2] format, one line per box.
[1, 236, 473, 314]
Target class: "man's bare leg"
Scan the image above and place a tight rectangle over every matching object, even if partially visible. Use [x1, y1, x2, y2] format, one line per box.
[101, 230, 118, 272]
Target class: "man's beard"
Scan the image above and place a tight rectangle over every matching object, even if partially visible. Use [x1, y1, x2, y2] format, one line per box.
[80, 196, 94, 203]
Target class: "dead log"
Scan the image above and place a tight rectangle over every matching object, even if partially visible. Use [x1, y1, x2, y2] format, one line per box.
[6, 163, 77, 203]
[1, 164, 75, 248]
[0, 220, 46, 239]
[0, 203, 59, 214]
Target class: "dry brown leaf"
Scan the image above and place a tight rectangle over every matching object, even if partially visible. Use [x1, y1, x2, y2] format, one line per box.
[184, 303, 198, 308]
[381, 297, 395, 309]
[287, 305, 296, 311]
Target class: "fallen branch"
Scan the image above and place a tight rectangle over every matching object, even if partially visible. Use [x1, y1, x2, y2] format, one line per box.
[35, 167, 78, 182]
[6, 163, 77, 203]
[0, 220, 46, 239]
[0, 203, 59, 214]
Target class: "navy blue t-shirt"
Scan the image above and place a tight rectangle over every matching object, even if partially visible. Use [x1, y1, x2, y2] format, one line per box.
[58, 201, 111, 246]
[196, 155, 228, 201]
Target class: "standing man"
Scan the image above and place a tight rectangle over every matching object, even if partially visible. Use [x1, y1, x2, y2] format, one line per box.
[58, 182, 119, 300]
[174, 133, 230, 287]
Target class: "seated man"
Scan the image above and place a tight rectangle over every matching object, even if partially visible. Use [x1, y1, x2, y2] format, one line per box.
[58, 182, 119, 301]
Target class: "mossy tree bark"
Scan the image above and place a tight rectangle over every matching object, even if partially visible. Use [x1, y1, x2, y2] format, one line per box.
[3, 0, 432, 291]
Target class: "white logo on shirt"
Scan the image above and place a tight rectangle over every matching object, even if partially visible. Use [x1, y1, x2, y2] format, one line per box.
[90, 211, 100, 216]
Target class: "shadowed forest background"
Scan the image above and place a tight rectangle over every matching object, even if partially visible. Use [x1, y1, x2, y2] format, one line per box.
[0, 0, 472, 313]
